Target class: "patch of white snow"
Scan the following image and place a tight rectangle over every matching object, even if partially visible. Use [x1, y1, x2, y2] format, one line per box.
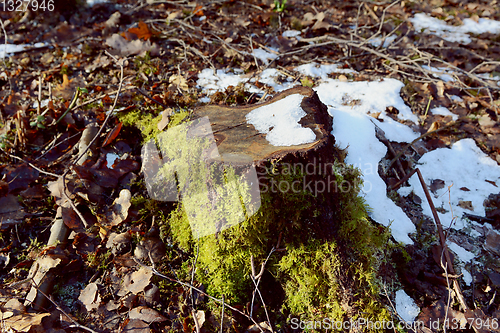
[410, 13, 500, 44]
[245, 94, 316, 146]
[395, 290, 420, 324]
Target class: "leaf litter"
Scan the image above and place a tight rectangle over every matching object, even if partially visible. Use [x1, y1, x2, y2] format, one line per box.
[0, 0, 500, 331]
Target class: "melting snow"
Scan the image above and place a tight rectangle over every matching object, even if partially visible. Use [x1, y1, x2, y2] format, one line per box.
[315, 79, 419, 244]
[395, 290, 420, 323]
[251, 48, 278, 65]
[254, 68, 296, 92]
[197, 68, 252, 94]
[398, 139, 500, 231]
[422, 65, 457, 82]
[106, 153, 120, 169]
[0, 43, 46, 59]
[410, 13, 500, 44]
[430, 106, 458, 120]
[245, 94, 316, 146]
[86, 0, 108, 6]
[369, 35, 397, 48]
[295, 62, 356, 80]
[447, 241, 476, 263]
[282, 30, 301, 38]
[462, 268, 473, 286]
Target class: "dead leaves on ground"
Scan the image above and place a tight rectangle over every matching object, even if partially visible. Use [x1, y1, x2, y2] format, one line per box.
[106, 21, 160, 57]
[0, 0, 499, 331]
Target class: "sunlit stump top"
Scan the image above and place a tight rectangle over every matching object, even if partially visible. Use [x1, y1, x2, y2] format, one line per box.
[192, 86, 335, 165]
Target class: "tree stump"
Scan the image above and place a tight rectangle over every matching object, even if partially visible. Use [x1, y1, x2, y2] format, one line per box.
[156, 86, 387, 323]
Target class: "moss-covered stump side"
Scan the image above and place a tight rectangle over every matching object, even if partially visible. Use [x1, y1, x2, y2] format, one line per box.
[159, 88, 392, 330]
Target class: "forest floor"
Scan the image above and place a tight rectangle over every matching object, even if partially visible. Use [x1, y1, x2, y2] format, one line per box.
[0, 0, 500, 332]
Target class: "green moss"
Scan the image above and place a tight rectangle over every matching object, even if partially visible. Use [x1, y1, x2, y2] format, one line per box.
[161, 152, 392, 330]
[279, 241, 343, 318]
[117, 109, 162, 143]
[168, 109, 190, 128]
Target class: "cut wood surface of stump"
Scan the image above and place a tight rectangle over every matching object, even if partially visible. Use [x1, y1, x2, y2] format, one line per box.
[192, 86, 335, 164]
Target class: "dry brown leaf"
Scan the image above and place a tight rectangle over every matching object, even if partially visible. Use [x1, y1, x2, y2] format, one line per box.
[3, 164, 39, 193]
[302, 12, 315, 26]
[485, 229, 500, 256]
[167, 11, 182, 20]
[193, 5, 204, 16]
[134, 237, 166, 263]
[78, 282, 101, 312]
[121, 319, 150, 332]
[427, 121, 440, 133]
[2, 299, 26, 316]
[25, 255, 62, 306]
[0, 311, 14, 320]
[85, 55, 112, 73]
[429, 179, 445, 193]
[0, 194, 26, 229]
[458, 200, 473, 211]
[338, 74, 348, 82]
[106, 189, 132, 226]
[157, 108, 173, 131]
[478, 114, 496, 128]
[105, 11, 121, 29]
[61, 206, 83, 229]
[53, 74, 85, 100]
[2, 313, 51, 332]
[106, 34, 160, 57]
[106, 231, 132, 255]
[169, 74, 189, 92]
[128, 21, 156, 41]
[193, 310, 205, 328]
[247, 321, 273, 332]
[436, 80, 445, 97]
[129, 306, 167, 323]
[125, 267, 153, 294]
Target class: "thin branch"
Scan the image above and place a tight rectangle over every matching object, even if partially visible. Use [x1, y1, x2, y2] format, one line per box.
[220, 294, 225, 333]
[0, 147, 60, 178]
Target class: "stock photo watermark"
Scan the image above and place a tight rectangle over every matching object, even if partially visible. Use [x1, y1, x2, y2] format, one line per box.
[290, 317, 499, 331]
[257, 158, 374, 197]
[290, 317, 426, 331]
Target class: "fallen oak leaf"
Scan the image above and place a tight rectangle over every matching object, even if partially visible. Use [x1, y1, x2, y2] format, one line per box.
[78, 282, 101, 312]
[106, 34, 160, 57]
[53, 74, 86, 100]
[102, 122, 122, 147]
[193, 5, 204, 16]
[127, 21, 157, 41]
[169, 74, 189, 92]
[157, 108, 173, 131]
[123, 267, 153, 295]
[129, 306, 167, 323]
[122, 319, 150, 332]
[1, 313, 51, 332]
[105, 189, 132, 226]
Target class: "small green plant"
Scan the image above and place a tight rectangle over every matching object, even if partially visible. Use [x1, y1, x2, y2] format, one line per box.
[301, 77, 314, 88]
[30, 115, 46, 129]
[273, 0, 287, 12]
